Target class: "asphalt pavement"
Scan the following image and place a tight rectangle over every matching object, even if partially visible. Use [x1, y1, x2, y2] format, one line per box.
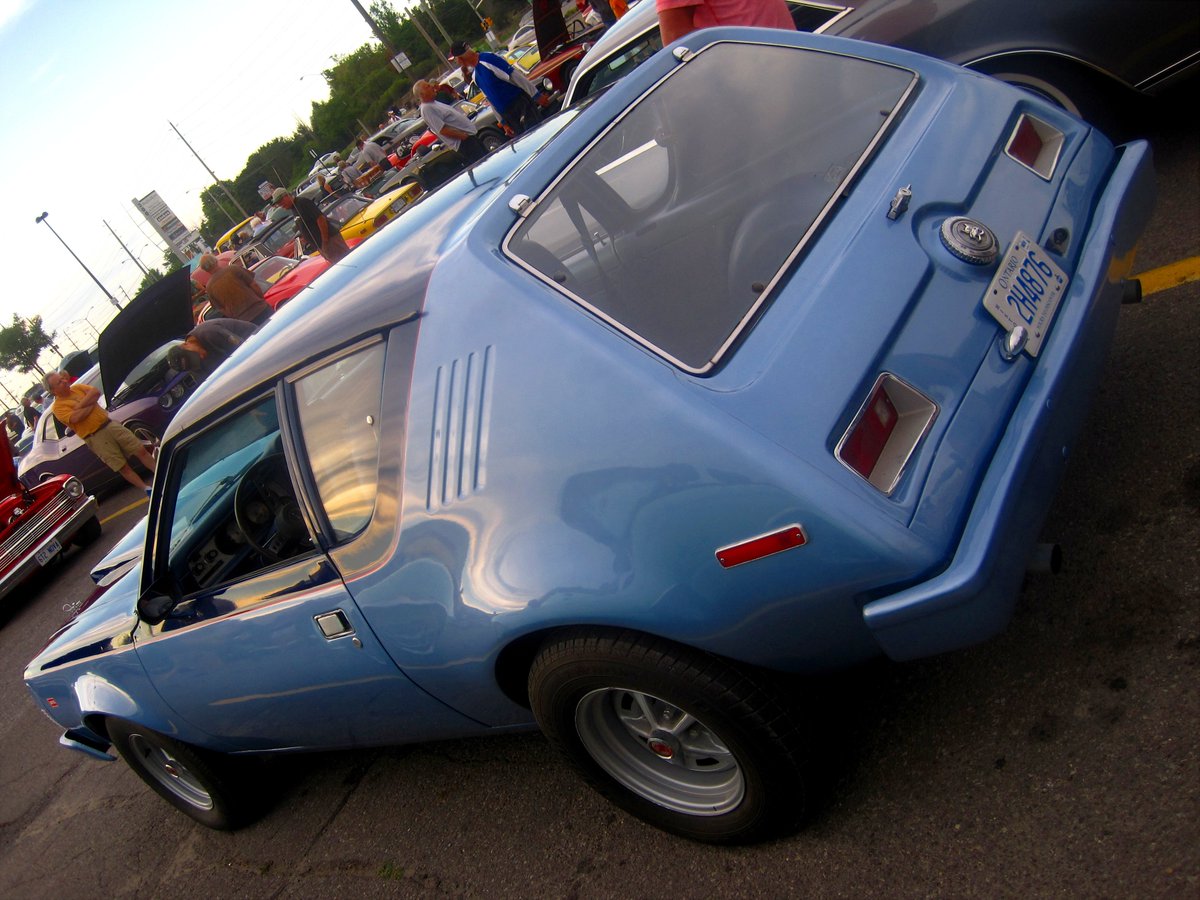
[0, 99, 1196, 897]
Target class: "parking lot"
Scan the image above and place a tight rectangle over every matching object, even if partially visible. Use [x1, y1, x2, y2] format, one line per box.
[1, 97, 1196, 896]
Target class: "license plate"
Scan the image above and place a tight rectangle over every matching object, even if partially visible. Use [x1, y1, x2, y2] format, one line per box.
[983, 231, 1068, 357]
[35, 538, 62, 566]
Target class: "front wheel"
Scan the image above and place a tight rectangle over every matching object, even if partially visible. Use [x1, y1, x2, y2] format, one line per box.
[106, 719, 258, 830]
[529, 631, 808, 843]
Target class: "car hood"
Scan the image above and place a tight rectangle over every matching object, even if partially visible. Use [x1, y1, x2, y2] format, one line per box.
[25, 561, 141, 678]
[98, 268, 194, 393]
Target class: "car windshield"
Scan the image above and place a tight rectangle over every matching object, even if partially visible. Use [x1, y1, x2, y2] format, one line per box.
[507, 41, 915, 372]
[322, 195, 370, 226]
[251, 257, 298, 289]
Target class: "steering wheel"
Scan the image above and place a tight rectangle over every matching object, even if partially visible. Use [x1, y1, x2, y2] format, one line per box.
[232, 453, 311, 562]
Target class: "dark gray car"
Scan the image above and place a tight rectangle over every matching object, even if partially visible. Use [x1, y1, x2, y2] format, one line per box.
[564, 0, 1198, 127]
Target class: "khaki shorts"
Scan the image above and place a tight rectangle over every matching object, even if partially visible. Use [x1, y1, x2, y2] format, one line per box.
[84, 422, 146, 472]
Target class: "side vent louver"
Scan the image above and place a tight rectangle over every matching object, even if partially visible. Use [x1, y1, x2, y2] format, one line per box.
[427, 347, 495, 510]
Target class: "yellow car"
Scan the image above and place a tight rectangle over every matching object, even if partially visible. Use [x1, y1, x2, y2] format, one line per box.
[214, 216, 258, 253]
[337, 183, 422, 241]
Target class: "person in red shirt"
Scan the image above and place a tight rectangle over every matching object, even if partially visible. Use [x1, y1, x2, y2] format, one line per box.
[656, 0, 794, 44]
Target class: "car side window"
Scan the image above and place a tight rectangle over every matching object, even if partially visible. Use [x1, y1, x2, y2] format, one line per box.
[160, 395, 313, 595]
[292, 341, 386, 542]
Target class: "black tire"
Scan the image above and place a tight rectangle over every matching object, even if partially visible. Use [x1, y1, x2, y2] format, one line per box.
[972, 57, 1132, 138]
[106, 719, 259, 830]
[528, 631, 808, 844]
[71, 515, 101, 547]
[479, 129, 505, 153]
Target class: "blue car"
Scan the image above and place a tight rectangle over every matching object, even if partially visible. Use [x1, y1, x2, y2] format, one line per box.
[24, 28, 1154, 843]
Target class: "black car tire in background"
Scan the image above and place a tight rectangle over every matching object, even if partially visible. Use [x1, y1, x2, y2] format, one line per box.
[106, 718, 260, 830]
[71, 516, 101, 547]
[528, 630, 809, 844]
[479, 129, 506, 153]
[973, 56, 1134, 138]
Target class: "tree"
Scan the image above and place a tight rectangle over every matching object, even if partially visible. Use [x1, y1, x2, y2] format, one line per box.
[0, 315, 60, 377]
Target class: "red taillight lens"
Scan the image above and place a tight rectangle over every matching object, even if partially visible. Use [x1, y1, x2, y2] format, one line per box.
[373, 212, 390, 230]
[839, 382, 897, 481]
[716, 525, 806, 569]
[836, 373, 938, 495]
[1004, 113, 1064, 180]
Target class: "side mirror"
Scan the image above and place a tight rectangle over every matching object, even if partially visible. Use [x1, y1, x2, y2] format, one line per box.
[137, 577, 180, 626]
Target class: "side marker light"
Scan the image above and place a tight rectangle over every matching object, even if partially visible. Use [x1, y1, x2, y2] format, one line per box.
[716, 525, 807, 569]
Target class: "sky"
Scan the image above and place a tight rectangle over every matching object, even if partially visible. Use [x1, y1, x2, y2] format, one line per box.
[0, 0, 388, 400]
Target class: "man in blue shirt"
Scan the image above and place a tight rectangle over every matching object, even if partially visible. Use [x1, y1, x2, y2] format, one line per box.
[449, 41, 544, 136]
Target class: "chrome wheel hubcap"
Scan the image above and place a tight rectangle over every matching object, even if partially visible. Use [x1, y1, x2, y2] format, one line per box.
[575, 688, 743, 816]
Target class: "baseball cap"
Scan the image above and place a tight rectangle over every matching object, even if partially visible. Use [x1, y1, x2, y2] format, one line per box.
[271, 187, 287, 203]
[448, 41, 470, 59]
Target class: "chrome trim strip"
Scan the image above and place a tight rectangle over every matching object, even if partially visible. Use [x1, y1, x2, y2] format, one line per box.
[0, 494, 99, 600]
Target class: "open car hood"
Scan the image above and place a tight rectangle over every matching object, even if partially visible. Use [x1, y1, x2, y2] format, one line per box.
[1, 430, 20, 496]
[98, 268, 194, 393]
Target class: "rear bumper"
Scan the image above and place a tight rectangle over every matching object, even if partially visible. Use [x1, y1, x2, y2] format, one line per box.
[862, 140, 1155, 660]
[0, 495, 99, 602]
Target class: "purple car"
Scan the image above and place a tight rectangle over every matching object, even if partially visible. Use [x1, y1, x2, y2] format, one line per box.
[19, 270, 200, 494]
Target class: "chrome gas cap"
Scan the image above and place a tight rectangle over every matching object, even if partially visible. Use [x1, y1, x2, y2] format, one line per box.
[940, 216, 999, 265]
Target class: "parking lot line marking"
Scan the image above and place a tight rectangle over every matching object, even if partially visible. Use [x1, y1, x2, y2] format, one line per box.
[1135, 256, 1200, 297]
[100, 497, 147, 525]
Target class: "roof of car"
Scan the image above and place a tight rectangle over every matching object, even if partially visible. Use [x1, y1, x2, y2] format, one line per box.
[164, 149, 528, 441]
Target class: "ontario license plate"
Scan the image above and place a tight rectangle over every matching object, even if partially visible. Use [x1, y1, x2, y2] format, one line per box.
[35, 538, 62, 566]
[983, 231, 1068, 357]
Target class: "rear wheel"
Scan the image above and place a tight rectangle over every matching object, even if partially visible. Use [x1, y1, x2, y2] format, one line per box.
[479, 129, 505, 153]
[973, 57, 1131, 136]
[125, 420, 160, 462]
[106, 719, 259, 830]
[529, 631, 808, 843]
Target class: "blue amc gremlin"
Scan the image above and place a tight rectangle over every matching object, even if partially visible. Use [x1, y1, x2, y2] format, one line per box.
[25, 28, 1155, 843]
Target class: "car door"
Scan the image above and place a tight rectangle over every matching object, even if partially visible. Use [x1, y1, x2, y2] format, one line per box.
[34, 408, 109, 489]
[135, 338, 482, 751]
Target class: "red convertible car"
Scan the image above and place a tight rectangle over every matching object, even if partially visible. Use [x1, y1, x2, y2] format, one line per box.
[1, 429, 99, 602]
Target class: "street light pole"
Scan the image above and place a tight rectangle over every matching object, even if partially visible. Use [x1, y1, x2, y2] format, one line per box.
[34, 212, 123, 311]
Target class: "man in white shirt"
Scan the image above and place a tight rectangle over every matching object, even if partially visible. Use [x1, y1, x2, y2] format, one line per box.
[414, 80, 487, 164]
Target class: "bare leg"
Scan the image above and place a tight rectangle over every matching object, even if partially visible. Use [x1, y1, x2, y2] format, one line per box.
[134, 448, 156, 473]
[118, 465, 148, 491]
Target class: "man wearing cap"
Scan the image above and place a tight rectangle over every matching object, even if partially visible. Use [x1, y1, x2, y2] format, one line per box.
[273, 189, 351, 263]
[449, 41, 542, 137]
[413, 80, 488, 164]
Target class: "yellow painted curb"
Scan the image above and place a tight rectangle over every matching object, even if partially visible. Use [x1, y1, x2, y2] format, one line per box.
[100, 497, 147, 526]
[1135, 256, 1200, 297]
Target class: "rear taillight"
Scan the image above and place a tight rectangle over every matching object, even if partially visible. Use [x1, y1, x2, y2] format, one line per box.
[1005, 113, 1064, 180]
[836, 374, 937, 494]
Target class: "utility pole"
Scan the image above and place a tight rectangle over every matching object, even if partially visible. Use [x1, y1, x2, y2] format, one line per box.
[103, 219, 149, 276]
[168, 121, 250, 219]
[34, 212, 122, 311]
[347, 0, 396, 54]
[421, 0, 454, 45]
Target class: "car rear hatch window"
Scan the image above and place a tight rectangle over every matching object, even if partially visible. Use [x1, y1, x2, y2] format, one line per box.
[505, 40, 916, 373]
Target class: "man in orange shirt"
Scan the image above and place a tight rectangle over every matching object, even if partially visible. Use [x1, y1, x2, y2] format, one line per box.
[45, 371, 157, 493]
